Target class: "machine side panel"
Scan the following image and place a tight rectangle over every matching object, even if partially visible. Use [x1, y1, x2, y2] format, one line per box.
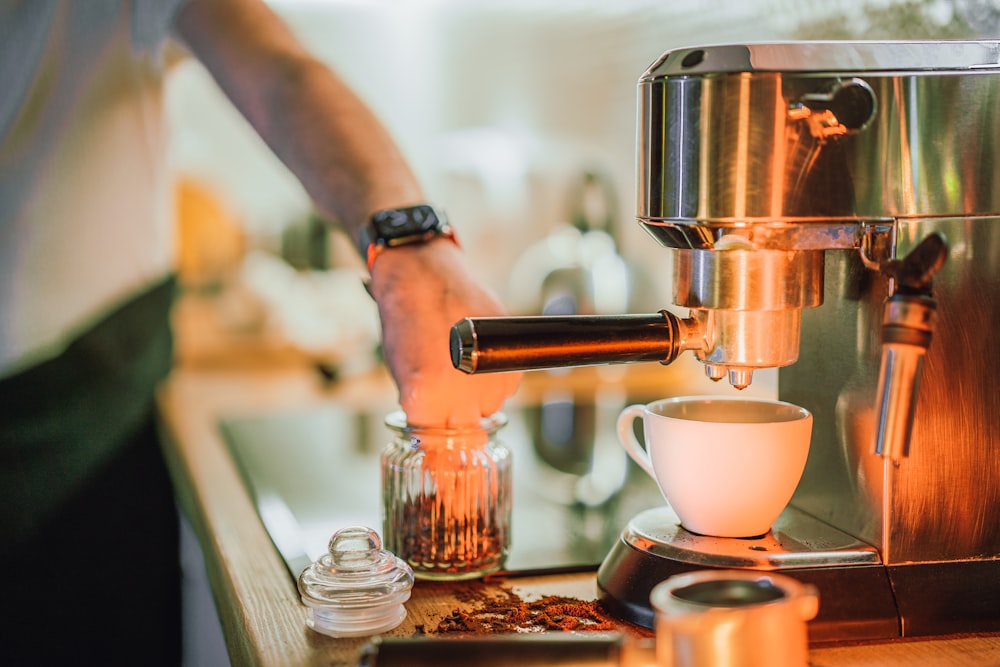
[784, 218, 1000, 564]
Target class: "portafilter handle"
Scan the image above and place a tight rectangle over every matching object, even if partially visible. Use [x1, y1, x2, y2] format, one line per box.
[874, 233, 948, 460]
[450, 311, 698, 374]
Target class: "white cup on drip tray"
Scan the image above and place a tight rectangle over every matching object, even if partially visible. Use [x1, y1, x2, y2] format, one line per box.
[616, 395, 812, 538]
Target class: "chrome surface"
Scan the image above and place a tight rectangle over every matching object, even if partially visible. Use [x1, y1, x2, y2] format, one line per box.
[873, 294, 936, 461]
[872, 233, 948, 461]
[630, 41, 1000, 566]
[622, 506, 880, 570]
[672, 249, 824, 311]
[784, 217, 1000, 564]
[643, 41, 1000, 77]
[673, 248, 824, 382]
[638, 41, 1000, 235]
[635, 40, 1000, 387]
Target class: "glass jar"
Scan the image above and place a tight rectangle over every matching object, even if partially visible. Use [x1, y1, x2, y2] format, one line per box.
[381, 411, 512, 580]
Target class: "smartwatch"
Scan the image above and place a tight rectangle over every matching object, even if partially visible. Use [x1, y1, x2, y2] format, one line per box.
[359, 204, 458, 272]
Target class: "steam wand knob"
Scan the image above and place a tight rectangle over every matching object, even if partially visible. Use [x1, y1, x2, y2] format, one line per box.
[874, 233, 948, 460]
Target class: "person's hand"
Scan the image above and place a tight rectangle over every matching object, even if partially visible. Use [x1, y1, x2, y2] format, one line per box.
[366, 237, 522, 427]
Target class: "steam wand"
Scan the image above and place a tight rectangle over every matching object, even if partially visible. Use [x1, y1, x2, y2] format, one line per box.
[874, 232, 948, 461]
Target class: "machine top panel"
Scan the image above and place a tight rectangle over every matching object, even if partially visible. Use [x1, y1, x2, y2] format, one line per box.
[643, 40, 1000, 79]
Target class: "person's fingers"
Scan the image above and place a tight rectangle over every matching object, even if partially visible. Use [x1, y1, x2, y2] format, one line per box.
[398, 370, 521, 428]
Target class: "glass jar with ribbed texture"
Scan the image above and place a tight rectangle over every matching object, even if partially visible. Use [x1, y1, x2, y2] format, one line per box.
[381, 411, 511, 580]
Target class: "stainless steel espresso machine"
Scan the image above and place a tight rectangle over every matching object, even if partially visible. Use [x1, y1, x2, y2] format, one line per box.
[450, 41, 1000, 642]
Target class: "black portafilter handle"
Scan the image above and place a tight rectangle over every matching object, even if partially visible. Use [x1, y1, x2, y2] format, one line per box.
[449, 310, 687, 374]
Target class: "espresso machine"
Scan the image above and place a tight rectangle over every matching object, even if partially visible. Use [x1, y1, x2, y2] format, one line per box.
[450, 41, 1000, 642]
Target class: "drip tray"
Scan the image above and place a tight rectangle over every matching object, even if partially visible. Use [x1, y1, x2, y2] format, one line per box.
[220, 398, 664, 578]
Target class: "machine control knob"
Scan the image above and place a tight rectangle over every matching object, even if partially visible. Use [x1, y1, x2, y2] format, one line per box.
[789, 78, 877, 142]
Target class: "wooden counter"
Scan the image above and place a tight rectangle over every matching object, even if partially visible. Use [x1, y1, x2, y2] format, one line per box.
[157, 294, 1000, 666]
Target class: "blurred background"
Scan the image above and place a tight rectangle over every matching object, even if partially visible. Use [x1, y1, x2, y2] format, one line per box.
[166, 0, 986, 360]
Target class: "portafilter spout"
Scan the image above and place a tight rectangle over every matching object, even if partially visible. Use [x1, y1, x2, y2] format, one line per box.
[450, 311, 702, 374]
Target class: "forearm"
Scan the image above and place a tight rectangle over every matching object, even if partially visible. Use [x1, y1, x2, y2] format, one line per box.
[173, 0, 522, 424]
[174, 0, 422, 245]
[238, 58, 423, 237]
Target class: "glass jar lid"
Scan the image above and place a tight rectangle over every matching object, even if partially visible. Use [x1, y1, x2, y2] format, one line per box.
[297, 526, 414, 637]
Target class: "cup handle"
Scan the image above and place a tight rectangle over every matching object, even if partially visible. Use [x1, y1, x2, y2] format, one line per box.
[617, 404, 656, 478]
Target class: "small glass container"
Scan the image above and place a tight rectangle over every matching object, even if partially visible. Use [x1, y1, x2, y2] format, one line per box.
[381, 411, 512, 580]
[297, 526, 414, 637]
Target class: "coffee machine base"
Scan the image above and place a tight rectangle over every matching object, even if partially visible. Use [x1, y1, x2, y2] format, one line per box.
[596, 506, 1000, 643]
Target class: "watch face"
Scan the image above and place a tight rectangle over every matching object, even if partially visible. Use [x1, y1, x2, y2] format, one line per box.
[371, 205, 442, 246]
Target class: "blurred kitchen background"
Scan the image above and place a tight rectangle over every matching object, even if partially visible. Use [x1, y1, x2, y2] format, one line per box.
[166, 0, 991, 664]
[166, 0, 990, 386]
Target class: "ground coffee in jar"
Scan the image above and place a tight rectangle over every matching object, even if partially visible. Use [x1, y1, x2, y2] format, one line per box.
[381, 412, 511, 580]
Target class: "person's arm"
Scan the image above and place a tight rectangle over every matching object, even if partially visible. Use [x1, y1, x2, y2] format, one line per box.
[174, 0, 520, 426]
[174, 0, 415, 238]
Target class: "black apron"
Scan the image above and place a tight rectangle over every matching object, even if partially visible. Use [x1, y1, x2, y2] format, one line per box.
[0, 276, 182, 665]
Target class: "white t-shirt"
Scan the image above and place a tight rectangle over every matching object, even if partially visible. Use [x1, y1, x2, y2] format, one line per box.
[0, 0, 186, 378]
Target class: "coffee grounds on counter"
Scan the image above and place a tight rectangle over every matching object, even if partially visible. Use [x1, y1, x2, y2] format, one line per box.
[426, 583, 634, 635]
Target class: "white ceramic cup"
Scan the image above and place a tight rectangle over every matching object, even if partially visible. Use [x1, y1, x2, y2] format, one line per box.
[617, 396, 812, 538]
